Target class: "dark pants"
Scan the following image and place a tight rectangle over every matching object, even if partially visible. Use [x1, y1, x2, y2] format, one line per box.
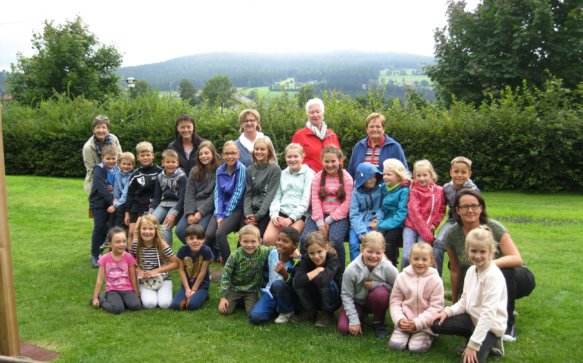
[337, 286, 390, 334]
[501, 267, 536, 328]
[300, 217, 349, 271]
[99, 290, 141, 314]
[431, 313, 499, 363]
[295, 280, 341, 313]
[90, 207, 115, 258]
[205, 209, 244, 262]
[249, 280, 299, 325]
[382, 227, 403, 267]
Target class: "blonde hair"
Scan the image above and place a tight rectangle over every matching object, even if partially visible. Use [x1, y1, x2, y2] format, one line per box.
[252, 138, 277, 164]
[410, 242, 434, 258]
[465, 225, 497, 259]
[285, 143, 304, 156]
[222, 140, 238, 152]
[365, 112, 386, 128]
[361, 231, 385, 252]
[118, 152, 136, 166]
[238, 109, 262, 133]
[383, 158, 411, 183]
[135, 214, 168, 266]
[161, 149, 179, 162]
[101, 145, 117, 158]
[413, 159, 438, 182]
[451, 156, 472, 169]
[136, 141, 153, 155]
[239, 224, 261, 241]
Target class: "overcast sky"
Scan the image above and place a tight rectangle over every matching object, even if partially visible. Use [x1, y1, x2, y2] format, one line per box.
[0, 0, 479, 71]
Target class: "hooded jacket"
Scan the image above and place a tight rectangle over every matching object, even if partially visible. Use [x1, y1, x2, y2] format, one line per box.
[151, 167, 187, 217]
[376, 180, 410, 232]
[349, 162, 383, 236]
[404, 180, 447, 243]
[347, 134, 408, 178]
[389, 265, 444, 332]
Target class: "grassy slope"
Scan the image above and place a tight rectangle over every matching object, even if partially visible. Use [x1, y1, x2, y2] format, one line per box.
[6, 176, 583, 362]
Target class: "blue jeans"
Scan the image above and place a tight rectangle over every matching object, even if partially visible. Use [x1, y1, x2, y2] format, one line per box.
[434, 219, 456, 276]
[301, 216, 349, 271]
[294, 280, 341, 312]
[402, 226, 427, 269]
[175, 213, 212, 245]
[170, 285, 209, 310]
[152, 206, 182, 249]
[249, 280, 298, 324]
[348, 228, 371, 261]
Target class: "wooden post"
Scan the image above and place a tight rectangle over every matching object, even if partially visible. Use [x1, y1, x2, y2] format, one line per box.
[0, 105, 20, 356]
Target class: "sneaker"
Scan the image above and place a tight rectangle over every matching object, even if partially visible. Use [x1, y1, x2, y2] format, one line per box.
[314, 311, 333, 327]
[503, 323, 517, 342]
[292, 309, 316, 323]
[99, 241, 110, 251]
[90, 256, 99, 268]
[372, 322, 389, 339]
[490, 337, 505, 357]
[275, 312, 294, 324]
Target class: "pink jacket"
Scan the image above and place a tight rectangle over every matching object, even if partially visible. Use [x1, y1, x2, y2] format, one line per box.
[404, 181, 446, 243]
[389, 265, 444, 332]
[310, 169, 353, 225]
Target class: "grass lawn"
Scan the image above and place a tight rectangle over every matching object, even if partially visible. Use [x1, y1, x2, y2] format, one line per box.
[378, 70, 431, 86]
[5, 176, 583, 362]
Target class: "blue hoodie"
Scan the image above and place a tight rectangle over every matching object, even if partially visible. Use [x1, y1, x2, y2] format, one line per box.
[349, 163, 383, 236]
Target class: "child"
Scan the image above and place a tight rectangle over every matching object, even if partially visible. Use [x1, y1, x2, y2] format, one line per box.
[374, 158, 411, 267]
[112, 151, 136, 228]
[431, 226, 507, 362]
[205, 141, 247, 263]
[338, 231, 398, 338]
[348, 162, 383, 261]
[300, 146, 353, 271]
[218, 225, 271, 316]
[89, 145, 119, 268]
[434, 156, 479, 275]
[176, 141, 221, 245]
[171, 224, 214, 311]
[150, 149, 187, 248]
[402, 160, 446, 269]
[243, 138, 281, 236]
[389, 242, 444, 353]
[264, 143, 315, 245]
[293, 231, 342, 327]
[91, 227, 141, 314]
[131, 214, 179, 309]
[249, 227, 301, 324]
[124, 142, 163, 243]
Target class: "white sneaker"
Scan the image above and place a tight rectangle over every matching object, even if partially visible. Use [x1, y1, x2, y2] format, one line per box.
[275, 312, 293, 324]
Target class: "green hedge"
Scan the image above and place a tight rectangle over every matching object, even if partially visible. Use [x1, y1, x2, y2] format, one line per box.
[2, 82, 582, 192]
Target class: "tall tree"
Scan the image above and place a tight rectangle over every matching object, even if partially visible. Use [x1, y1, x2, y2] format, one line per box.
[297, 84, 314, 108]
[132, 80, 152, 97]
[426, 0, 583, 106]
[7, 16, 122, 106]
[178, 79, 198, 105]
[200, 75, 235, 110]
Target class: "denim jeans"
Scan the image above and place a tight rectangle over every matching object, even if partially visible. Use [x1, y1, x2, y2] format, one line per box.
[249, 280, 298, 324]
[152, 206, 181, 249]
[170, 285, 209, 310]
[402, 226, 427, 269]
[348, 228, 365, 261]
[175, 213, 212, 245]
[434, 219, 456, 276]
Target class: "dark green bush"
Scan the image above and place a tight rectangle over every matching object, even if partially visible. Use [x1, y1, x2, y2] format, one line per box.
[2, 81, 582, 192]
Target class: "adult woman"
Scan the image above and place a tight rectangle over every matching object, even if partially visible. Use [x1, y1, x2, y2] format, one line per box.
[83, 115, 122, 193]
[445, 189, 535, 342]
[347, 112, 408, 178]
[235, 109, 275, 167]
[291, 98, 340, 173]
[168, 114, 205, 175]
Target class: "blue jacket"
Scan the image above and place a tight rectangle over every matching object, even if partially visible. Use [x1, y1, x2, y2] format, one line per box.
[376, 180, 410, 232]
[113, 169, 134, 208]
[347, 134, 408, 178]
[214, 161, 247, 219]
[349, 163, 383, 236]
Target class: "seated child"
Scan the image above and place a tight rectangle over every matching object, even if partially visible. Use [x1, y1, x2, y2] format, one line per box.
[249, 227, 301, 324]
[112, 151, 136, 228]
[151, 149, 187, 248]
[218, 225, 271, 316]
[338, 231, 398, 339]
[389, 242, 444, 353]
[293, 231, 342, 327]
[348, 162, 383, 261]
[91, 227, 141, 314]
[171, 224, 214, 311]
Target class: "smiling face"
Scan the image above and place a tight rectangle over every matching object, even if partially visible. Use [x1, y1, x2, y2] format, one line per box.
[137, 151, 154, 167]
[198, 146, 213, 166]
[186, 235, 204, 253]
[322, 152, 340, 176]
[239, 234, 260, 255]
[139, 222, 156, 246]
[276, 232, 296, 257]
[162, 156, 179, 175]
[414, 167, 432, 187]
[307, 243, 327, 267]
[241, 113, 258, 134]
[92, 123, 109, 142]
[366, 117, 385, 143]
[362, 245, 384, 269]
[177, 120, 194, 141]
[222, 145, 240, 168]
[307, 104, 323, 128]
[466, 240, 493, 271]
[119, 158, 135, 173]
[110, 232, 128, 256]
[285, 149, 303, 173]
[383, 169, 401, 187]
[450, 162, 472, 189]
[253, 143, 269, 164]
[410, 248, 433, 275]
[102, 153, 118, 170]
[456, 194, 483, 227]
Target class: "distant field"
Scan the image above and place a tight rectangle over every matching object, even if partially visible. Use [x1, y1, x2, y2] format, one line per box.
[240, 86, 298, 99]
[378, 70, 432, 86]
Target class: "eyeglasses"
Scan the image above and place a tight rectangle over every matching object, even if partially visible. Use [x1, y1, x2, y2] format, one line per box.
[223, 152, 237, 156]
[243, 119, 257, 124]
[458, 204, 482, 212]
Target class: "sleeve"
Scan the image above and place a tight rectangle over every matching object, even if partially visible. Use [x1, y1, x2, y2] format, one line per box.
[330, 171, 353, 221]
[254, 166, 281, 221]
[292, 257, 310, 289]
[125, 171, 137, 211]
[226, 165, 246, 217]
[340, 267, 360, 326]
[214, 169, 225, 219]
[406, 188, 435, 242]
[346, 142, 363, 179]
[414, 275, 445, 330]
[430, 187, 447, 229]
[376, 188, 386, 221]
[92, 165, 113, 205]
[243, 167, 254, 217]
[290, 167, 315, 221]
[389, 274, 407, 324]
[113, 172, 123, 200]
[269, 181, 283, 219]
[183, 168, 197, 215]
[310, 172, 324, 224]
[349, 190, 367, 236]
[150, 175, 162, 212]
[111, 134, 123, 156]
[219, 252, 236, 297]
[377, 188, 409, 231]
[169, 174, 187, 216]
[202, 245, 214, 262]
[312, 254, 339, 288]
[468, 273, 506, 351]
[197, 173, 216, 217]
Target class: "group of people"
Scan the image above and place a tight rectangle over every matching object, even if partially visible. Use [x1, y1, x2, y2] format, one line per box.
[85, 98, 535, 362]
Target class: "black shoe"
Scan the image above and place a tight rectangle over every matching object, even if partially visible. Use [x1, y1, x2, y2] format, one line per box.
[372, 322, 389, 339]
[490, 337, 505, 357]
[503, 323, 516, 342]
[90, 256, 99, 268]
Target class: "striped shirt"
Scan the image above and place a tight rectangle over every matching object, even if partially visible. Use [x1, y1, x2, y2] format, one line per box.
[310, 169, 354, 223]
[220, 245, 272, 297]
[131, 241, 174, 280]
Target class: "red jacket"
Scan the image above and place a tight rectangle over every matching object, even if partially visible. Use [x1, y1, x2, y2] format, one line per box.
[404, 180, 446, 243]
[291, 126, 340, 173]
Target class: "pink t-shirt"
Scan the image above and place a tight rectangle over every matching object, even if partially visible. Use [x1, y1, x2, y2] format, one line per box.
[98, 252, 136, 292]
